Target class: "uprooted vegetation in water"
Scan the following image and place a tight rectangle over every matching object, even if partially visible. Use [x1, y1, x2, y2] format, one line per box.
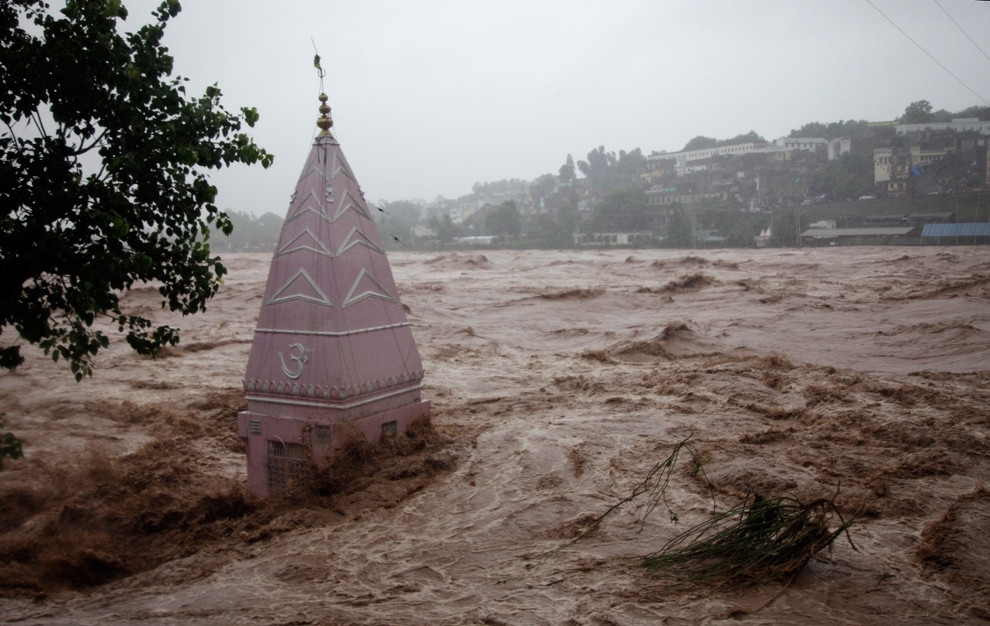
[642, 494, 856, 589]
[0, 394, 455, 597]
[562, 436, 858, 591]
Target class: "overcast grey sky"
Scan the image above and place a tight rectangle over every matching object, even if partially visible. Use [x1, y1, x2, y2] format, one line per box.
[124, 0, 990, 214]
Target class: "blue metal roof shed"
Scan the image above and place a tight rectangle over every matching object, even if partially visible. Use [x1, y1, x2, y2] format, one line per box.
[921, 223, 990, 238]
[921, 222, 990, 245]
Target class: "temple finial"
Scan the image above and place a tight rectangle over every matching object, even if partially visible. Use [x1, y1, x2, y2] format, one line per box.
[316, 92, 333, 138]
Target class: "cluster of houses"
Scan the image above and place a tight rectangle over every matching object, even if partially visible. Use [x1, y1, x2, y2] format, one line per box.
[412, 118, 990, 247]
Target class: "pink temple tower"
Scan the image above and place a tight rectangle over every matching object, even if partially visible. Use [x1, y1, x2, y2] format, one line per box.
[238, 91, 430, 497]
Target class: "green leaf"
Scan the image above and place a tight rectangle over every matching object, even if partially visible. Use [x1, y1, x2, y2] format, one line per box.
[241, 106, 259, 127]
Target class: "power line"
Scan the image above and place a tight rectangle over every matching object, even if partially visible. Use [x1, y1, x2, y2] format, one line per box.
[934, 0, 990, 67]
[865, 0, 989, 105]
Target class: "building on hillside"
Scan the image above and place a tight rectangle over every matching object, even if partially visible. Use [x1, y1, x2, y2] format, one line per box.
[646, 142, 792, 177]
[645, 185, 724, 209]
[773, 136, 850, 160]
[774, 137, 828, 152]
[875, 139, 988, 197]
[645, 136, 848, 182]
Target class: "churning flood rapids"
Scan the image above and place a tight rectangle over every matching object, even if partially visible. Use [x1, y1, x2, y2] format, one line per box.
[2, 246, 989, 624]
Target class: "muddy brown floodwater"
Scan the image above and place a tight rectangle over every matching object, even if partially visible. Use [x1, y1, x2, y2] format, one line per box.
[1, 246, 989, 625]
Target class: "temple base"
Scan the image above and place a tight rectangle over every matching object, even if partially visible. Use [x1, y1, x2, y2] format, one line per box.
[237, 399, 431, 498]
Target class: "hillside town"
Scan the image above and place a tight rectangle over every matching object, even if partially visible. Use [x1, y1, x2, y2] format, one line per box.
[216, 101, 990, 250]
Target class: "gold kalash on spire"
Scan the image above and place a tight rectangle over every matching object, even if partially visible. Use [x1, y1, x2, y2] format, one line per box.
[316, 93, 333, 139]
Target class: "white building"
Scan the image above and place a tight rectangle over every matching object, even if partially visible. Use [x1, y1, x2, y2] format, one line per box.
[646, 137, 849, 177]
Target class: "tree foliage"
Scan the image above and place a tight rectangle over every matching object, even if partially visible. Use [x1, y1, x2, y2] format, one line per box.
[471, 178, 528, 197]
[558, 153, 576, 183]
[682, 132, 765, 152]
[694, 197, 761, 248]
[484, 200, 521, 238]
[682, 136, 718, 152]
[427, 214, 460, 244]
[901, 100, 934, 124]
[0, 0, 273, 379]
[818, 151, 874, 201]
[577, 146, 644, 195]
[530, 173, 557, 201]
[591, 187, 649, 232]
[665, 205, 693, 247]
[529, 206, 576, 248]
[954, 105, 990, 120]
[769, 209, 801, 248]
[789, 120, 870, 140]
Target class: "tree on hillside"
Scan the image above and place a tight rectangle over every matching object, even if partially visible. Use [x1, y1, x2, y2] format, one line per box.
[789, 120, 870, 140]
[471, 178, 528, 197]
[529, 206, 576, 248]
[0, 0, 273, 380]
[484, 201, 521, 238]
[612, 148, 645, 188]
[769, 208, 801, 248]
[530, 173, 557, 201]
[577, 146, 645, 195]
[717, 131, 766, 146]
[818, 151, 874, 200]
[682, 133, 765, 152]
[682, 136, 718, 151]
[694, 197, 761, 247]
[427, 214, 460, 245]
[901, 100, 934, 124]
[577, 145, 616, 193]
[590, 187, 649, 232]
[665, 205, 693, 247]
[954, 105, 990, 120]
[558, 154, 576, 183]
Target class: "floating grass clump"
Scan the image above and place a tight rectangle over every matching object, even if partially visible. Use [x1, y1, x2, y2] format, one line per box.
[560, 435, 858, 590]
[642, 494, 857, 588]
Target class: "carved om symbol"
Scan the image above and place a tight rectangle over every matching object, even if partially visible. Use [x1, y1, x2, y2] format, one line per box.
[278, 343, 310, 379]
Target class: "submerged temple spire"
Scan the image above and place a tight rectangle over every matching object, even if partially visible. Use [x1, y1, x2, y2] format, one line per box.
[237, 81, 430, 498]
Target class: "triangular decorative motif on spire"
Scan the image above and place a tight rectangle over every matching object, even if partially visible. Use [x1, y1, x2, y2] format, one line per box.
[268, 268, 332, 306]
[342, 267, 397, 307]
[336, 226, 385, 256]
[277, 228, 334, 258]
[330, 150, 355, 181]
[305, 157, 328, 181]
[332, 189, 372, 221]
[285, 188, 332, 224]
